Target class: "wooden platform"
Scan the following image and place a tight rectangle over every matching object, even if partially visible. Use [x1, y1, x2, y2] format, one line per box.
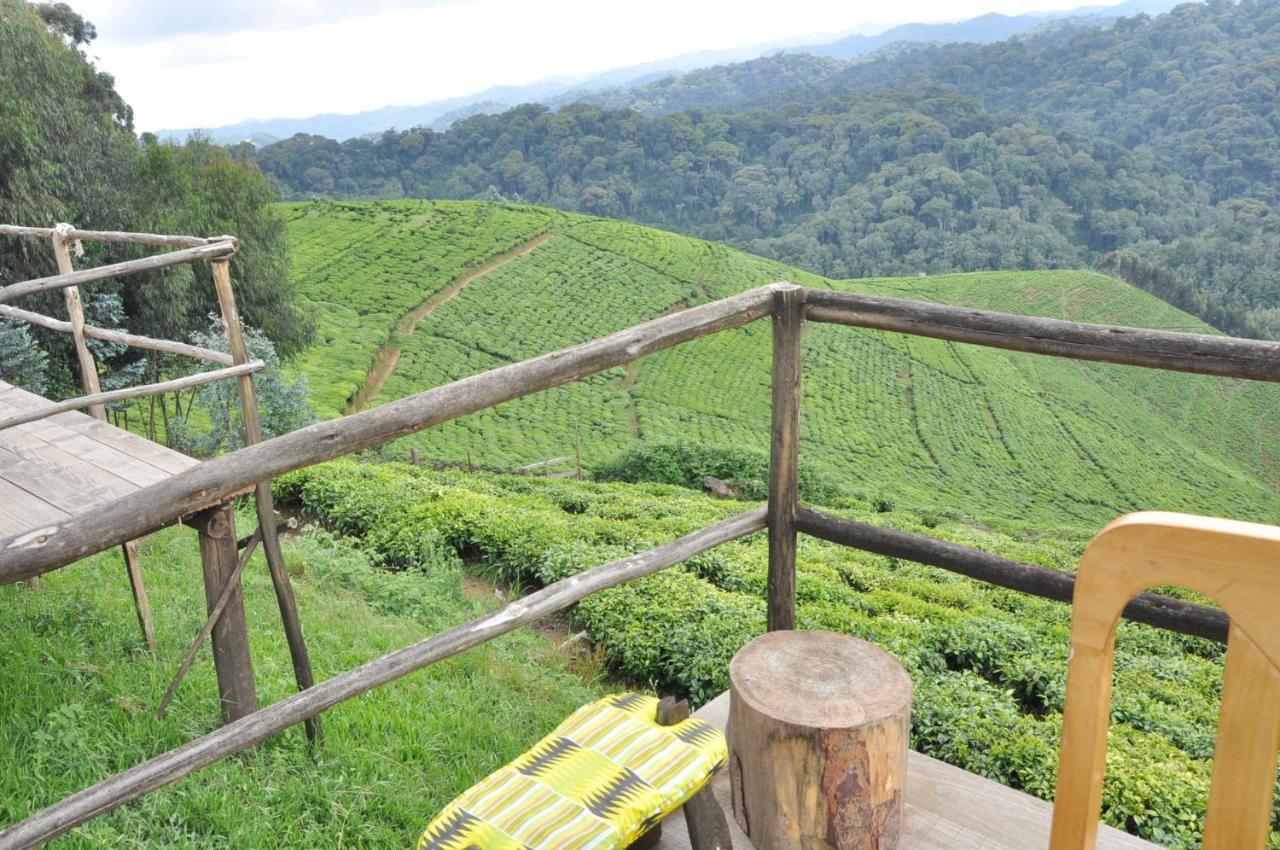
[658, 692, 1159, 850]
[0, 380, 198, 539]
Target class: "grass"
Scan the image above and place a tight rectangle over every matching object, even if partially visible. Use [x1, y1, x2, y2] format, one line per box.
[0, 511, 599, 847]
[282, 199, 1280, 534]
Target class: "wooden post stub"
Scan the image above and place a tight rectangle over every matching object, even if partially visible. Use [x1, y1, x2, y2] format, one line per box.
[728, 630, 911, 850]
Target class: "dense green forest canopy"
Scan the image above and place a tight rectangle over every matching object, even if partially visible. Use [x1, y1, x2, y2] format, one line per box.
[0, 0, 310, 399]
[256, 0, 1280, 338]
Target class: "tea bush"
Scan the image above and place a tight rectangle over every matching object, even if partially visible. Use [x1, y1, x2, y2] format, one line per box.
[592, 441, 838, 503]
[276, 460, 1277, 848]
[285, 200, 1280, 533]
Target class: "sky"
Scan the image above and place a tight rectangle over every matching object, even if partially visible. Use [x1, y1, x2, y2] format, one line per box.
[70, 0, 1132, 132]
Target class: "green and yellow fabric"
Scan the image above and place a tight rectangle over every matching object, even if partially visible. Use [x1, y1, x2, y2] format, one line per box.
[418, 693, 727, 849]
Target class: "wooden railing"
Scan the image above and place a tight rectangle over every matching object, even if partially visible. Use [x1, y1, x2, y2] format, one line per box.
[0, 222, 319, 744]
[0, 224, 263, 430]
[2, 281, 1278, 847]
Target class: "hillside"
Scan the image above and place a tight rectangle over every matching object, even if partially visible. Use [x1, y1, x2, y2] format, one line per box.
[256, 0, 1280, 338]
[284, 199, 1280, 533]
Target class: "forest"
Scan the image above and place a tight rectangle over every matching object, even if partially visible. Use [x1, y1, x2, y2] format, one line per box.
[255, 0, 1280, 338]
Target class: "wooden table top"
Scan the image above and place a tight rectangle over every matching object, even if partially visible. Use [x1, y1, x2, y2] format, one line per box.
[657, 692, 1158, 850]
[0, 380, 198, 540]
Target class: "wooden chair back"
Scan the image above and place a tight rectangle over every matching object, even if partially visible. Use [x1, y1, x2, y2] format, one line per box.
[1049, 511, 1280, 850]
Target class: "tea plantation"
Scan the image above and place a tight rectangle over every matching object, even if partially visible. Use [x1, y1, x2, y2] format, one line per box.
[277, 199, 1280, 847]
[275, 461, 1278, 848]
[284, 199, 1280, 533]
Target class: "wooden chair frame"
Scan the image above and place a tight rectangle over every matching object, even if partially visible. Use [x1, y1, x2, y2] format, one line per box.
[1050, 511, 1280, 850]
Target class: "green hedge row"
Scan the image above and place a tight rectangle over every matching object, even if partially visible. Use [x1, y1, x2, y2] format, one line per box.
[275, 461, 1272, 848]
[591, 442, 839, 503]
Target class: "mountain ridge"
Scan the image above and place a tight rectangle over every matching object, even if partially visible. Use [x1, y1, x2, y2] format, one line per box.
[161, 0, 1181, 145]
[253, 0, 1280, 340]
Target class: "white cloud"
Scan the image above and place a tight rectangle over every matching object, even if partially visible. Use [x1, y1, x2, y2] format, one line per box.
[71, 0, 1133, 131]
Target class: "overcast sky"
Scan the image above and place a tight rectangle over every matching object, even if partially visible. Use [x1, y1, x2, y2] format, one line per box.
[71, 0, 1131, 132]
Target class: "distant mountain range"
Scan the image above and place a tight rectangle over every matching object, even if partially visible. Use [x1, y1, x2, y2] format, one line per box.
[158, 0, 1182, 146]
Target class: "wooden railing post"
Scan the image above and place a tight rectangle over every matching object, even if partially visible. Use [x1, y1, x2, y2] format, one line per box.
[50, 225, 105, 420]
[191, 503, 257, 723]
[767, 284, 804, 631]
[53, 226, 157, 647]
[211, 258, 321, 743]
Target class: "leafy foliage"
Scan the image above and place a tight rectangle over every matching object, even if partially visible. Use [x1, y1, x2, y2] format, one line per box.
[170, 317, 315, 457]
[256, 0, 1280, 338]
[592, 441, 837, 502]
[0, 0, 309, 394]
[0, 317, 49, 392]
[277, 460, 1280, 847]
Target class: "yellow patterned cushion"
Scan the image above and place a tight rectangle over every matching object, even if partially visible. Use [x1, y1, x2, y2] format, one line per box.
[418, 693, 727, 849]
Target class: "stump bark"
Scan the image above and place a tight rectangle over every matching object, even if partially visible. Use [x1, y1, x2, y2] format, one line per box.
[728, 630, 911, 850]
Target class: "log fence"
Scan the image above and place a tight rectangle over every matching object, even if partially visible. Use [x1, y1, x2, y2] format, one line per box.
[0, 223, 319, 739]
[4, 266, 1280, 847]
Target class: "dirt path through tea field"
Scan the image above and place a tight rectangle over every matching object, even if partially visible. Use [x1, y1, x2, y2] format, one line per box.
[348, 233, 555, 413]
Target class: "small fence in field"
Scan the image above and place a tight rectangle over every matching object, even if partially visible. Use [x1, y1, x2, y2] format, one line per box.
[2, 266, 1279, 847]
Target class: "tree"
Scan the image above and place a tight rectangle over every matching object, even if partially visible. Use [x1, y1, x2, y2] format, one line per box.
[1, 0, 312, 385]
[171, 317, 315, 457]
[0, 317, 49, 392]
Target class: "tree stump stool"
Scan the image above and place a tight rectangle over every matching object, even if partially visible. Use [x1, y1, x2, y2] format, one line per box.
[728, 630, 912, 850]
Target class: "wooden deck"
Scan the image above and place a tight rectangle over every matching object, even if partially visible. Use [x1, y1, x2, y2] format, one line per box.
[0, 379, 198, 539]
[658, 692, 1159, 850]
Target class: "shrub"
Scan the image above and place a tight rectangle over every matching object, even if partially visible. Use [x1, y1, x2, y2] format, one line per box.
[591, 442, 838, 503]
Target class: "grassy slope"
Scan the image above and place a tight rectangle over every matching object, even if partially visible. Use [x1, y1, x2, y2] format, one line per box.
[284, 199, 1280, 533]
[0, 516, 597, 847]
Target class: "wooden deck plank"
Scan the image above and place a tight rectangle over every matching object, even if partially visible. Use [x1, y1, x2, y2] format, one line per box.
[0, 380, 202, 538]
[0, 478, 70, 528]
[0, 403, 179, 481]
[656, 693, 1157, 850]
[56, 416, 197, 474]
[0, 381, 197, 475]
[0, 425, 168, 490]
[0, 445, 127, 515]
[0, 428, 139, 496]
[0, 505, 32, 537]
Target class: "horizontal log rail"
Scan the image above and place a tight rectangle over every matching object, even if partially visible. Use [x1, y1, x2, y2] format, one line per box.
[0, 507, 767, 850]
[795, 506, 1229, 643]
[804, 288, 1280, 382]
[0, 285, 775, 583]
[0, 224, 224, 248]
[0, 303, 233, 365]
[0, 362, 264, 433]
[0, 241, 238, 304]
[518, 455, 574, 473]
